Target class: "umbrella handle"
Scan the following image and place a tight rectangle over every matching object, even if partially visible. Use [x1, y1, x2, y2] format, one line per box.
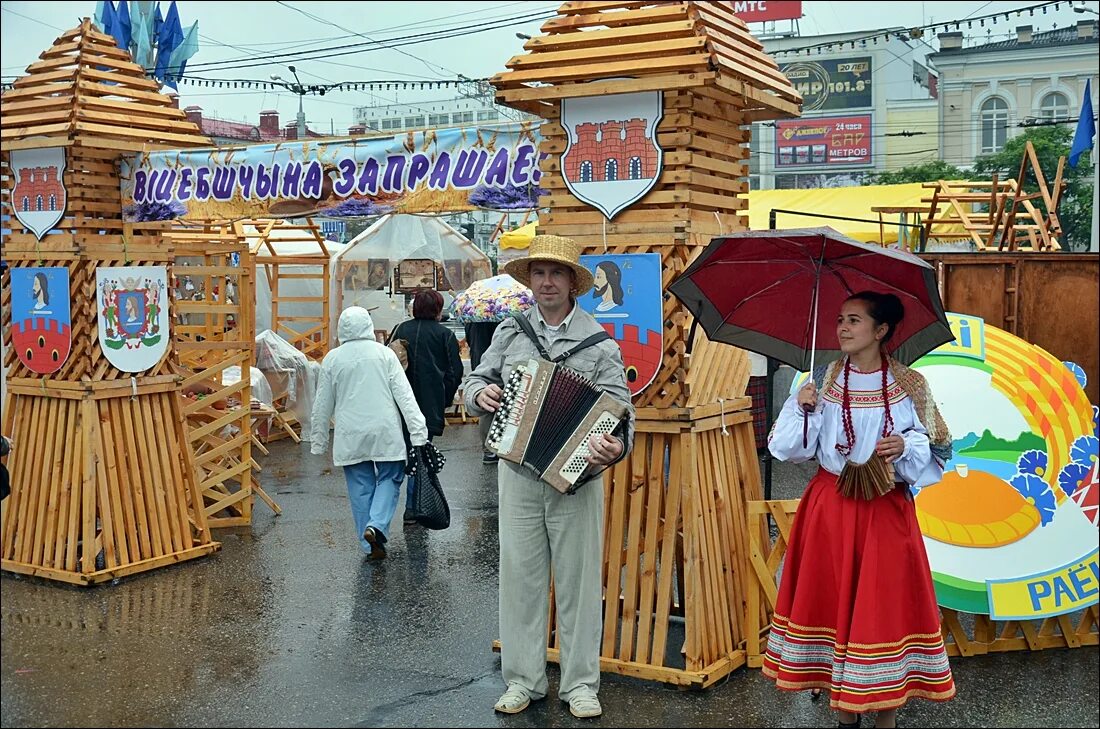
[802, 410, 809, 449]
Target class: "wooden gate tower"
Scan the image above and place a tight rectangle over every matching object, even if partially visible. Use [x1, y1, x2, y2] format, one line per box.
[1, 21, 219, 585]
[492, 1, 801, 686]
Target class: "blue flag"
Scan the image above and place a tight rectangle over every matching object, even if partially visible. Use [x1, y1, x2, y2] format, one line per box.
[97, 0, 116, 35]
[110, 0, 132, 51]
[154, 1, 184, 82]
[1069, 79, 1096, 168]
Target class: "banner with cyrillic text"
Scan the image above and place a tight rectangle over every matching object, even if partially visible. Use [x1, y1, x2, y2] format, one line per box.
[119, 122, 546, 221]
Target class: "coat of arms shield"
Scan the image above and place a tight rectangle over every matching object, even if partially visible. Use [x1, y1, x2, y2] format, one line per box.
[96, 266, 170, 373]
[578, 253, 663, 396]
[11, 146, 67, 240]
[10, 266, 72, 374]
[561, 89, 664, 220]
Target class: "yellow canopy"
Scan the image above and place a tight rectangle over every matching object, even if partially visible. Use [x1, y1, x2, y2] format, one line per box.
[495, 182, 968, 249]
[500, 221, 537, 249]
[746, 182, 968, 245]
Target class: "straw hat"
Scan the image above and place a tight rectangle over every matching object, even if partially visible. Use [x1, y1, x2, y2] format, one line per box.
[501, 234, 594, 296]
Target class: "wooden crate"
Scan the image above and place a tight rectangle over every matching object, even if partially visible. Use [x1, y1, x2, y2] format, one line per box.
[919, 252, 1099, 404]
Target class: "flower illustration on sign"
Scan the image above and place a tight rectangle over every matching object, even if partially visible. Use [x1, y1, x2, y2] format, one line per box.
[1016, 449, 1048, 478]
[1057, 462, 1091, 498]
[1069, 435, 1098, 468]
[1009, 473, 1057, 525]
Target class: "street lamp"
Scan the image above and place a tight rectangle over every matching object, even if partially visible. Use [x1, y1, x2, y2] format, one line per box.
[271, 65, 307, 138]
[1074, 3, 1099, 15]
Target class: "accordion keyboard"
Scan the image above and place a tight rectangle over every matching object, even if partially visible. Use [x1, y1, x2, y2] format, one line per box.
[484, 357, 628, 493]
[558, 411, 621, 482]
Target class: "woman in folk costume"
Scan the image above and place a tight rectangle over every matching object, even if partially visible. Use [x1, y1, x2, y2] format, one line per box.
[764, 291, 955, 729]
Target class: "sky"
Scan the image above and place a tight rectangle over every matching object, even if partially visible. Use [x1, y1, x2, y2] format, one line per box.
[1, 0, 1097, 133]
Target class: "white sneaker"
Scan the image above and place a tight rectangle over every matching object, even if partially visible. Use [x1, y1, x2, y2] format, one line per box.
[494, 685, 532, 714]
[567, 692, 602, 719]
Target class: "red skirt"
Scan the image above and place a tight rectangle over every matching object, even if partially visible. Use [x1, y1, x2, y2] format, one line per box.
[761, 468, 956, 713]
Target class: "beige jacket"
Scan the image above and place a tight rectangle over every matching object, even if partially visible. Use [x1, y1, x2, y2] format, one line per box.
[463, 304, 635, 462]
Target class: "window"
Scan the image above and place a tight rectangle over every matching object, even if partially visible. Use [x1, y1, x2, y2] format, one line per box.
[49, 194, 56, 211]
[604, 158, 618, 181]
[1039, 92, 1069, 122]
[477, 109, 499, 122]
[579, 161, 593, 183]
[21, 197, 29, 211]
[980, 97, 1008, 154]
[452, 111, 474, 124]
[404, 115, 425, 128]
[629, 156, 642, 180]
[429, 113, 449, 126]
[381, 117, 402, 130]
[35, 194, 43, 211]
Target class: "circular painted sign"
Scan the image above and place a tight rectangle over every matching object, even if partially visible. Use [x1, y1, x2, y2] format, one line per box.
[912, 313, 1097, 620]
[791, 312, 1099, 620]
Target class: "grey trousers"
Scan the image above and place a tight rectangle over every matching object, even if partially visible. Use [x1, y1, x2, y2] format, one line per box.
[497, 460, 604, 701]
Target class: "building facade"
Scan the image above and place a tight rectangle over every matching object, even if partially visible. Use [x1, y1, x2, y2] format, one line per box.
[931, 20, 1098, 167]
[182, 107, 324, 146]
[749, 28, 938, 189]
[351, 80, 535, 135]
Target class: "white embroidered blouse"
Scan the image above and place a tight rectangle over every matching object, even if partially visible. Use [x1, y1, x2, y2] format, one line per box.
[767, 362, 944, 490]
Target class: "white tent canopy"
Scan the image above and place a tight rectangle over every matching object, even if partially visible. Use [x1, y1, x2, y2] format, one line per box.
[331, 214, 491, 337]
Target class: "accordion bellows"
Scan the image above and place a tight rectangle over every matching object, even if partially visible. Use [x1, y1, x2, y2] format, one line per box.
[836, 451, 897, 500]
[486, 358, 629, 493]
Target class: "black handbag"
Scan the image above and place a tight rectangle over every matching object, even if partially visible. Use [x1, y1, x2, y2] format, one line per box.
[407, 443, 450, 530]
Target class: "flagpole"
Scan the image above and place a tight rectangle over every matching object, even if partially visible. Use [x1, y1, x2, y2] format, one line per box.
[1091, 141, 1098, 253]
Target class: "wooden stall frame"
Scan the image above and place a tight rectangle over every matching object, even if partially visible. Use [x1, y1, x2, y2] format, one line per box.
[921, 142, 1066, 252]
[237, 218, 331, 363]
[1, 20, 220, 585]
[236, 218, 330, 442]
[166, 221, 281, 528]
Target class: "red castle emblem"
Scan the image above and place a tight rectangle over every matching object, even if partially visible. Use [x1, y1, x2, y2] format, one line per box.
[10, 147, 68, 240]
[560, 89, 664, 220]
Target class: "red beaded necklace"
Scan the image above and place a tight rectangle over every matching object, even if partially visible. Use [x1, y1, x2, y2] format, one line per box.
[836, 351, 894, 457]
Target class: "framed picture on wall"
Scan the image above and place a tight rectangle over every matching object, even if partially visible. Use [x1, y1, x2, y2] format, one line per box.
[396, 258, 437, 293]
[442, 259, 462, 290]
[366, 259, 389, 290]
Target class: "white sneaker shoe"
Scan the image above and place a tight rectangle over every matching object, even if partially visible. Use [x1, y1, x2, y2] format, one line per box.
[494, 685, 533, 714]
[566, 692, 602, 719]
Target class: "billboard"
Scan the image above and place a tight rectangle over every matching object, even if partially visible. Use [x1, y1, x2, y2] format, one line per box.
[779, 57, 872, 111]
[732, 1, 802, 22]
[775, 114, 872, 168]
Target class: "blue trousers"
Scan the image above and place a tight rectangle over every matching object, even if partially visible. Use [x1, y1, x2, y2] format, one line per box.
[343, 460, 404, 554]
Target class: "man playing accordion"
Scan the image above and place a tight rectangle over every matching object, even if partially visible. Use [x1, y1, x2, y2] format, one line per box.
[463, 235, 634, 720]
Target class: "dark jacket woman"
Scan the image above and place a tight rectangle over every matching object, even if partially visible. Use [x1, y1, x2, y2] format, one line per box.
[392, 290, 463, 438]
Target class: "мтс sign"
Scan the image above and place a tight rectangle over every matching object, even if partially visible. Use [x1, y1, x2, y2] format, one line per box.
[732, 1, 802, 23]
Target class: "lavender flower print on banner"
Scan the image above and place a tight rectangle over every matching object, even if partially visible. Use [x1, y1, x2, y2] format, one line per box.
[123, 200, 187, 222]
[467, 182, 547, 211]
[318, 198, 394, 217]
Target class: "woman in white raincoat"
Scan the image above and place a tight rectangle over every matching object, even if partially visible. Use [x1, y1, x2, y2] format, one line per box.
[311, 306, 428, 560]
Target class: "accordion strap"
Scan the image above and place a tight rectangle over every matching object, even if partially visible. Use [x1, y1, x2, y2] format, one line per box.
[510, 313, 611, 364]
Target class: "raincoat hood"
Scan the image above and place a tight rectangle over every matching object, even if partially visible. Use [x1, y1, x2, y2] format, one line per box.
[338, 306, 376, 344]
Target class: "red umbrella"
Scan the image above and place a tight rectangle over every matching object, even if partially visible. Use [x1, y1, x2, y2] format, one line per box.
[668, 228, 954, 372]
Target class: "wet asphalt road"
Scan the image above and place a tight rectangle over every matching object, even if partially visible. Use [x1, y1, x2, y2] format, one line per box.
[2, 421, 1098, 728]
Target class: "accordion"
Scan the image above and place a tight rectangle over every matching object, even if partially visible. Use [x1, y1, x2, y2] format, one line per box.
[486, 357, 629, 494]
